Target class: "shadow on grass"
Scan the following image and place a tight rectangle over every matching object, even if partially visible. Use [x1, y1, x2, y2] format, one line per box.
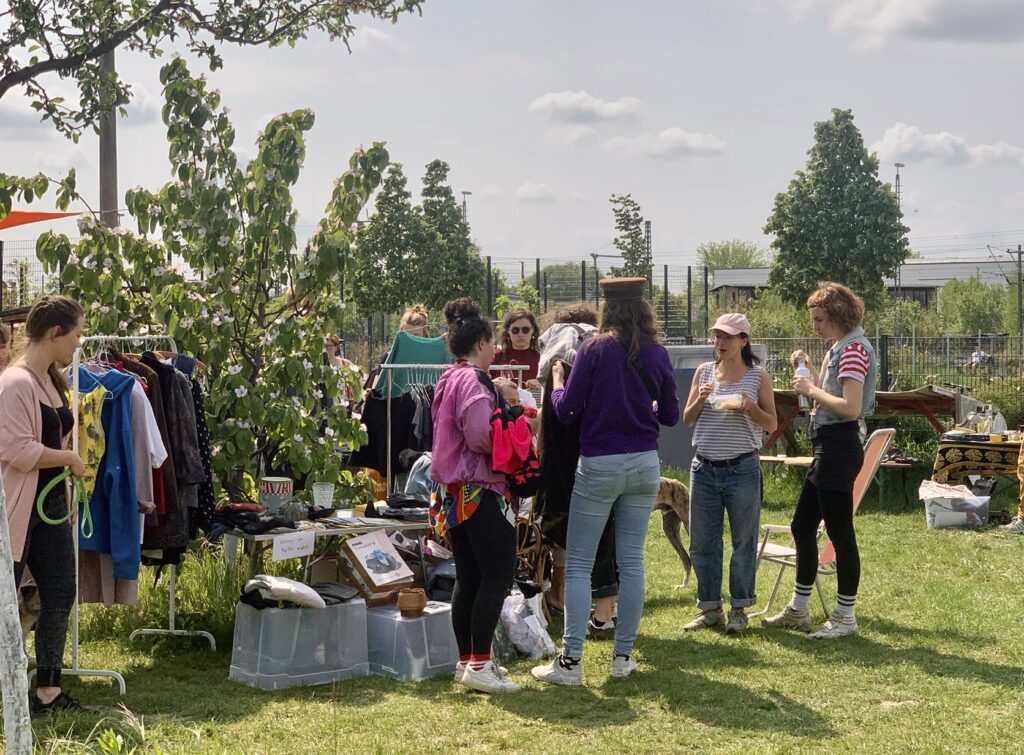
[757, 621, 1023, 691]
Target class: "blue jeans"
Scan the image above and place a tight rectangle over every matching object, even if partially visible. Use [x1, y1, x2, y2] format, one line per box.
[563, 451, 661, 659]
[689, 453, 762, 611]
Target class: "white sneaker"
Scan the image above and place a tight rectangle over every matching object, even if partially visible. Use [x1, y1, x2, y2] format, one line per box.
[1000, 516, 1024, 533]
[531, 654, 583, 686]
[460, 661, 520, 693]
[610, 655, 637, 678]
[806, 612, 859, 640]
[762, 606, 813, 632]
[454, 660, 507, 682]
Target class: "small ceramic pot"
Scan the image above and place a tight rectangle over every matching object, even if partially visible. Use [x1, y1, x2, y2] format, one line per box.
[311, 482, 335, 509]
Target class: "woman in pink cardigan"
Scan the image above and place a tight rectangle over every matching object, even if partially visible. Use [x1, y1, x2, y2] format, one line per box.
[0, 295, 86, 717]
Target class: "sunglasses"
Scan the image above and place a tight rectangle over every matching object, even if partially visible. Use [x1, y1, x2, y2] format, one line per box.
[509, 326, 533, 335]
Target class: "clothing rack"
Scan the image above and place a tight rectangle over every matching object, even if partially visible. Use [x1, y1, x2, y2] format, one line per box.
[378, 363, 527, 494]
[54, 335, 212, 696]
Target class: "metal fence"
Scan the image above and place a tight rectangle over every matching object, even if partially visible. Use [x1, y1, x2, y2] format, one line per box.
[487, 256, 712, 339]
[3, 240, 1022, 389]
[757, 335, 1024, 392]
[0, 239, 60, 310]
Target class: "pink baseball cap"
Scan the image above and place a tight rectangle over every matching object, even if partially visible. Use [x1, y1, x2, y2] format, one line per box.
[710, 313, 751, 336]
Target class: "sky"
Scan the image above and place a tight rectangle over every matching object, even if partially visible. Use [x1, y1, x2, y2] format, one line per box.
[3, 0, 1024, 268]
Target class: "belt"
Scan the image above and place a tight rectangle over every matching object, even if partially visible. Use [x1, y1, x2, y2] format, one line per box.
[696, 450, 757, 468]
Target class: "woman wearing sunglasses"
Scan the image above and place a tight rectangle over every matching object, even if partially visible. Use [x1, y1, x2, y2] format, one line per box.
[493, 308, 541, 389]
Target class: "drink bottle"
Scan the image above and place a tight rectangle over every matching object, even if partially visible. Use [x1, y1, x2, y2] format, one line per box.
[795, 358, 812, 413]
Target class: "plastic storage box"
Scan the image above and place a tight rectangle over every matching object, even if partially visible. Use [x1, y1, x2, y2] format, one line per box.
[366, 603, 458, 681]
[230, 599, 369, 690]
[924, 496, 989, 529]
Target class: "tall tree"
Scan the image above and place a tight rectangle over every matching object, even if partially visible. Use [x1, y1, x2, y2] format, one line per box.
[764, 108, 909, 310]
[36, 59, 382, 497]
[609, 193, 649, 278]
[938, 277, 1007, 335]
[0, 0, 423, 141]
[417, 159, 487, 308]
[697, 239, 768, 273]
[350, 162, 438, 316]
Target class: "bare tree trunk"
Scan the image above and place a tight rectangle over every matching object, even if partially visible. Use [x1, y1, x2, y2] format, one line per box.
[0, 481, 33, 752]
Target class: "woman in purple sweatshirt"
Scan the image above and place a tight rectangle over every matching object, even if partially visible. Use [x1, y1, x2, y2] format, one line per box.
[533, 278, 679, 686]
[429, 297, 519, 694]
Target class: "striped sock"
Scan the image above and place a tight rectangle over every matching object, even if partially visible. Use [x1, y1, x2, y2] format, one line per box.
[789, 583, 813, 613]
[467, 653, 491, 671]
[458, 654, 471, 664]
[835, 594, 856, 620]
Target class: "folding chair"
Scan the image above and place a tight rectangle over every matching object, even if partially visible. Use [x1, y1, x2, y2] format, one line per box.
[749, 428, 895, 618]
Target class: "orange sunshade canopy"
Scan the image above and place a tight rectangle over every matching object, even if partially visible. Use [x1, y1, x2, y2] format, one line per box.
[0, 210, 80, 231]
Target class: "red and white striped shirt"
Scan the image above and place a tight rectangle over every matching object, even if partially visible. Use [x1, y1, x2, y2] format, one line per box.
[837, 342, 869, 383]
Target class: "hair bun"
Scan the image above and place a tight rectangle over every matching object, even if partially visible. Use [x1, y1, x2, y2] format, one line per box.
[444, 297, 480, 325]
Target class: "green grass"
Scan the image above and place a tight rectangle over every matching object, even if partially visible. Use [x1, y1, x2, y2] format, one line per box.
[9, 475, 1024, 754]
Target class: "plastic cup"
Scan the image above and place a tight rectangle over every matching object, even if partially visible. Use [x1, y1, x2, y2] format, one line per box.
[311, 482, 335, 508]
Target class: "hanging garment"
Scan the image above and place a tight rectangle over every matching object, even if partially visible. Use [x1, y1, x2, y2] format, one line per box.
[119, 353, 177, 519]
[375, 330, 451, 398]
[76, 367, 141, 581]
[188, 375, 216, 536]
[349, 390, 419, 475]
[78, 382, 107, 500]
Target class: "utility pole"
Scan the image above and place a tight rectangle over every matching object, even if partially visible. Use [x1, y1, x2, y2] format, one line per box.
[99, 50, 119, 229]
[461, 191, 472, 221]
[1008, 243, 1023, 339]
[644, 220, 653, 298]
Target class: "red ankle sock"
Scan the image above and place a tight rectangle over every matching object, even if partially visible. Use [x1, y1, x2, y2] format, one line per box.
[467, 653, 490, 670]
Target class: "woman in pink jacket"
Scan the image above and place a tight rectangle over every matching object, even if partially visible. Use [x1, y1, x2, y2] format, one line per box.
[0, 295, 86, 717]
[429, 297, 518, 695]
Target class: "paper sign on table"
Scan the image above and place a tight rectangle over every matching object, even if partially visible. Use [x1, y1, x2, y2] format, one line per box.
[272, 530, 316, 561]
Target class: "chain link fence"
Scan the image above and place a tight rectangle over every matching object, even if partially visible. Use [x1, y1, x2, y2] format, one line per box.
[0, 239, 61, 310]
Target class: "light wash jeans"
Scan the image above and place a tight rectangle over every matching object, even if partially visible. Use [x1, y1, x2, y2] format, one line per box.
[563, 450, 661, 659]
[688, 452, 762, 611]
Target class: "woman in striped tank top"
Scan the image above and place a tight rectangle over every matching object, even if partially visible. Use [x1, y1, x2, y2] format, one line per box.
[682, 313, 777, 634]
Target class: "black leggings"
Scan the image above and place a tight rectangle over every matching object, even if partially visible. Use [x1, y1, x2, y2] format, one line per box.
[14, 496, 77, 689]
[448, 496, 516, 656]
[791, 475, 860, 596]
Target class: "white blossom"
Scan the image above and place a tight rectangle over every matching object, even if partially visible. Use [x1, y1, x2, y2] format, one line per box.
[197, 227, 206, 238]
[218, 235, 229, 247]
[68, 253, 80, 266]
[223, 107, 231, 115]
[212, 316, 222, 326]
[99, 306, 110, 314]
[293, 434, 302, 443]
[246, 181, 256, 191]
[302, 360, 313, 370]
[234, 386, 248, 398]
[317, 437, 326, 445]
[118, 321, 128, 330]
[188, 88, 197, 97]
[228, 364, 243, 375]
[324, 427, 335, 438]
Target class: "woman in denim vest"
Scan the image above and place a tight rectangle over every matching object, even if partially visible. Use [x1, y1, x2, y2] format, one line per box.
[764, 282, 876, 640]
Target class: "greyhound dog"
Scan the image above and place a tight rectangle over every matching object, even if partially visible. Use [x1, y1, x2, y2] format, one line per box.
[654, 476, 693, 588]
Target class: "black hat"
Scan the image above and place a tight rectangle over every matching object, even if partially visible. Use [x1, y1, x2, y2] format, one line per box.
[599, 277, 646, 301]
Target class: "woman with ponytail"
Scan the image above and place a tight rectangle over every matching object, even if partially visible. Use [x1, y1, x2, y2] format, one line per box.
[0, 295, 86, 716]
[429, 297, 519, 694]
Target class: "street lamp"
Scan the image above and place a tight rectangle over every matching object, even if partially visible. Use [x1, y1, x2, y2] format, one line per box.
[894, 163, 906, 301]
[461, 190, 472, 220]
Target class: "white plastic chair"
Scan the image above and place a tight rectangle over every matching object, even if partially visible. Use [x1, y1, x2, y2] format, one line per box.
[750, 428, 896, 617]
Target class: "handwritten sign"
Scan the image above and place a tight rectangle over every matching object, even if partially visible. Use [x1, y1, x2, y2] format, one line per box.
[272, 531, 315, 562]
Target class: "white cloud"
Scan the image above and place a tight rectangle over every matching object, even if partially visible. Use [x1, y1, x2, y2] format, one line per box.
[544, 125, 597, 146]
[603, 127, 726, 159]
[122, 82, 162, 127]
[528, 90, 640, 123]
[872, 123, 1024, 168]
[515, 182, 559, 203]
[827, 0, 1024, 47]
[349, 27, 398, 52]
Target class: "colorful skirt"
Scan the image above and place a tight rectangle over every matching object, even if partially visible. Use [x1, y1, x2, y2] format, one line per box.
[429, 482, 514, 541]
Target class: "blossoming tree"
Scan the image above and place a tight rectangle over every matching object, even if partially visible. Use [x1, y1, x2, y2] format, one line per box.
[37, 58, 385, 497]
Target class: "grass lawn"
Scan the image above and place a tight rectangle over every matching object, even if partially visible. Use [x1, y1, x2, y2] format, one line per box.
[12, 470, 1024, 754]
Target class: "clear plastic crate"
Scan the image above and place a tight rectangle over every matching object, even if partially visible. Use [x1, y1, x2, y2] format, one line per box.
[229, 599, 369, 690]
[366, 603, 458, 681]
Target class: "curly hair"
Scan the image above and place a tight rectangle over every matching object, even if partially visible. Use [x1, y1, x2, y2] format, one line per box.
[500, 308, 539, 353]
[444, 297, 493, 359]
[598, 297, 659, 362]
[806, 282, 864, 335]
